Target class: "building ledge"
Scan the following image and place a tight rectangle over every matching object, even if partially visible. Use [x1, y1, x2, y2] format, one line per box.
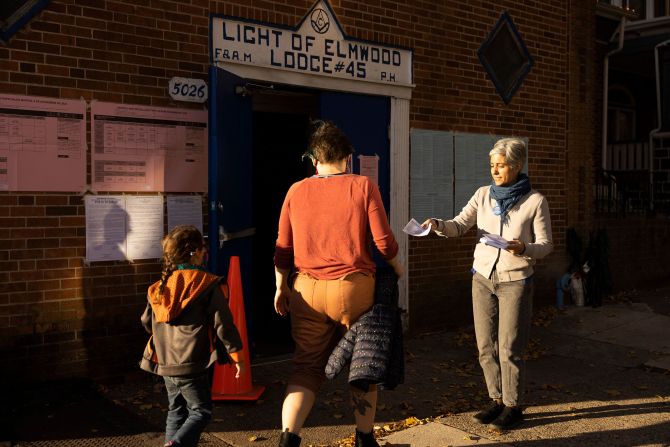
[596, 2, 639, 21]
[625, 16, 670, 36]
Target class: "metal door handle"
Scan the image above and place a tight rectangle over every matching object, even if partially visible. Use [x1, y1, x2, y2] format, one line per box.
[219, 225, 256, 248]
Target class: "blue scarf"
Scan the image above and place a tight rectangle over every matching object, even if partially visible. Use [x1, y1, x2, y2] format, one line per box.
[490, 173, 531, 217]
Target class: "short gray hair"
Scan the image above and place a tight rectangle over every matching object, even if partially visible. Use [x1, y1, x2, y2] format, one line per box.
[489, 138, 526, 169]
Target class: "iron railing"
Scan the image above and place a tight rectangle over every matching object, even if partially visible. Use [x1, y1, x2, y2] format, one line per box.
[594, 168, 651, 215]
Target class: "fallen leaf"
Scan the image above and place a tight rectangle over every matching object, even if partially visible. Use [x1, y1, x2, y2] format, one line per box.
[248, 435, 258, 442]
[404, 416, 420, 426]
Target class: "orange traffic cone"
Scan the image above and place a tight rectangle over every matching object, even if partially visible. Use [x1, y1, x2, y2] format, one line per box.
[211, 256, 265, 401]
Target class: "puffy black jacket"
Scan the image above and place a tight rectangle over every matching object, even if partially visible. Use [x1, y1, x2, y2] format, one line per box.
[325, 268, 404, 390]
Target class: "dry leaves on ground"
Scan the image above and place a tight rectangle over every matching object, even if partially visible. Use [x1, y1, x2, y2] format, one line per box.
[329, 416, 430, 447]
[532, 306, 559, 327]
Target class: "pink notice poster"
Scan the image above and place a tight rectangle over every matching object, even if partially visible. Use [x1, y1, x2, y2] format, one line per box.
[0, 94, 86, 191]
[91, 102, 208, 192]
[358, 154, 380, 186]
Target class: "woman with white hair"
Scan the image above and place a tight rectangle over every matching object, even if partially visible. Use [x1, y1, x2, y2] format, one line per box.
[422, 138, 553, 430]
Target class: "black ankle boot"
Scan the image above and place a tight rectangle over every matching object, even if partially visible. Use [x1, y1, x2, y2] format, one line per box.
[355, 430, 379, 447]
[278, 428, 301, 447]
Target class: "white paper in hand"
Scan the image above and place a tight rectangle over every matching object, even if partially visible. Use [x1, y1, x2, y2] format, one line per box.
[403, 218, 431, 237]
[479, 233, 509, 249]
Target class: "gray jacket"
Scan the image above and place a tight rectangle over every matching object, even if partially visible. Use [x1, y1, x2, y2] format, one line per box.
[140, 269, 243, 377]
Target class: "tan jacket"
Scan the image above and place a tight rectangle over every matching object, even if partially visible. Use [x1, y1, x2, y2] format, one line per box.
[434, 186, 553, 282]
[140, 269, 243, 377]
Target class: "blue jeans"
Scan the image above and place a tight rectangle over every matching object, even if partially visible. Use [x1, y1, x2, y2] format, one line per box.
[163, 372, 212, 447]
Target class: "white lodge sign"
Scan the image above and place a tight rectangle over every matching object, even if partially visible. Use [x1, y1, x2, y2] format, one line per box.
[210, 0, 412, 87]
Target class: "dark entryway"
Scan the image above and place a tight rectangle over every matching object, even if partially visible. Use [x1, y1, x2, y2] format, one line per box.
[250, 90, 317, 358]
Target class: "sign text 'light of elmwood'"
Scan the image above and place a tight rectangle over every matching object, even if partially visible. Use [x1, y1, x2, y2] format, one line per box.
[210, 0, 412, 87]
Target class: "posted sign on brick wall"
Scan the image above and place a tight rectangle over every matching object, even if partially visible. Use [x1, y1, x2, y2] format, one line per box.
[211, 0, 412, 87]
[0, 94, 86, 192]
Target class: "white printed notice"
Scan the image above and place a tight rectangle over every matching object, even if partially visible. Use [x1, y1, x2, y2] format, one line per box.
[0, 94, 86, 191]
[91, 102, 208, 192]
[358, 154, 379, 186]
[85, 196, 128, 262]
[126, 196, 164, 260]
[167, 195, 203, 232]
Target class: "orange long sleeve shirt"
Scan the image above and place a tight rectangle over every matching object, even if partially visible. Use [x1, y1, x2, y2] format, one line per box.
[274, 174, 398, 279]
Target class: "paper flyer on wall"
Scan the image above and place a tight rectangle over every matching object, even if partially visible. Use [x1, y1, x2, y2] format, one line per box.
[358, 154, 379, 186]
[85, 195, 165, 262]
[167, 195, 203, 232]
[90, 101, 207, 192]
[85, 196, 128, 262]
[125, 196, 164, 260]
[0, 94, 86, 191]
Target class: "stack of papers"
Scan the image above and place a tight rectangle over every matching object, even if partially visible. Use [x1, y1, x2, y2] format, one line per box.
[479, 233, 509, 249]
[402, 218, 431, 237]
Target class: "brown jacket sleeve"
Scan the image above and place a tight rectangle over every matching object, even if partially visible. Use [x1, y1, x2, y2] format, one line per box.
[207, 284, 243, 361]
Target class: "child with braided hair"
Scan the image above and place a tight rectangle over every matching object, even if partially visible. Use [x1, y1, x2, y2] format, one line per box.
[140, 225, 244, 447]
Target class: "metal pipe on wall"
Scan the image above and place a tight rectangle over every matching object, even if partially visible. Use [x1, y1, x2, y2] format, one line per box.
[602, 17, 627, 172]
[648, 38, 670, 210]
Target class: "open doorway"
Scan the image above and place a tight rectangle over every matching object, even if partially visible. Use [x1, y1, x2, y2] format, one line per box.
[249, 88, 317, 359]
[209, 68, 392, 360]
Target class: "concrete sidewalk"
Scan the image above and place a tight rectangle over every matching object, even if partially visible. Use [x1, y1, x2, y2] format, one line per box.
[6, 288, 670, 447]
[381, 301, 670, 447]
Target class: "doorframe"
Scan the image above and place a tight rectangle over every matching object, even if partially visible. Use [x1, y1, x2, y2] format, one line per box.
[212, 61, 412, 321]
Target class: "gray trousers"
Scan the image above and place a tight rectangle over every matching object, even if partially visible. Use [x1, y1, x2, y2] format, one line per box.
[472, 271, 534, 407]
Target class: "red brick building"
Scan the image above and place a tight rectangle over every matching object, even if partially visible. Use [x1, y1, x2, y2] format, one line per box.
[0, 0, 664, 383]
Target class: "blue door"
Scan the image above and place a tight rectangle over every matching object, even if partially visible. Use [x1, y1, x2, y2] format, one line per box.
[208, 67, 255, 334]
[319, 92, 391, 212]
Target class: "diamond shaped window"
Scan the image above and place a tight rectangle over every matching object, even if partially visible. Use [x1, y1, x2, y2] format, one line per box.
[477, 11, 534, 104]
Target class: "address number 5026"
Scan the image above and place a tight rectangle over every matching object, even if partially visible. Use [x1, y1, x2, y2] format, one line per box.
[168, 77, 208, 103]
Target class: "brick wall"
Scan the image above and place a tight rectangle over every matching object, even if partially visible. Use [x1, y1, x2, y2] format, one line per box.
[1, 0, 588, 380]
[596, 216, 670, 290]
[566, 0, 597, 233]
[405, 1, 574, 331]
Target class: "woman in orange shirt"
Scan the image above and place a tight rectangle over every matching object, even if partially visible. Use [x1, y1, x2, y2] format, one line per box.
[273, 121, 404, 447]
